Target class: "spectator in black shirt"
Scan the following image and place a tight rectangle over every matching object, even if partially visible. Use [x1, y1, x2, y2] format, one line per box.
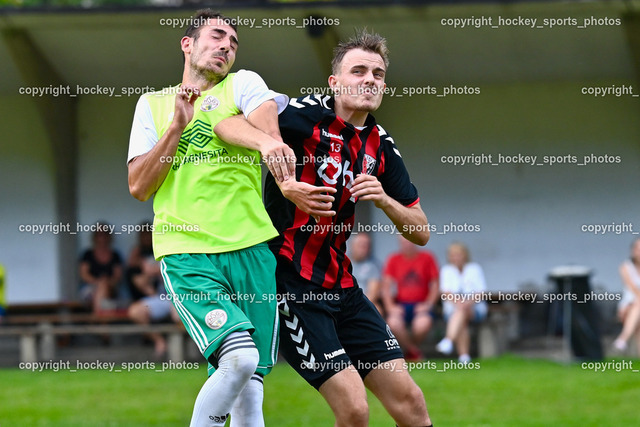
[79, 222, 122, 313]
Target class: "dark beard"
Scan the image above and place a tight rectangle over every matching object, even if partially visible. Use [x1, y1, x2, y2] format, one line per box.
[190, 50, 229, 84]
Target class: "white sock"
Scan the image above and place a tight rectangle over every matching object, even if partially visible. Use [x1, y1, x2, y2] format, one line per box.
[230, 374, 265, 427]
[189, 331, 259, 427]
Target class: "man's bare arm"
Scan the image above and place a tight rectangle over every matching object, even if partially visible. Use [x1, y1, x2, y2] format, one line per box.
[128, 125, 184, 201]
[276, 179, 336, 222]
[426, 279, 440, 308]
[128, 85, 200, 201]
[214, 101, 296, 182]
[350, 174, 429, 245]
[381, 275, 401, 315]
[214, 112, 336, 219]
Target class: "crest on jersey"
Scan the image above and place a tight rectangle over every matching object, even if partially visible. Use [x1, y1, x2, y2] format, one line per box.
[200, 95, 220, 112]
[205, 309, 227, 330]
[363, 154, 376, 175]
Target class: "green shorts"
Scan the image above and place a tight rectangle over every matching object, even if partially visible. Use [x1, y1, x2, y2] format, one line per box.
[160, 243, 278, 376]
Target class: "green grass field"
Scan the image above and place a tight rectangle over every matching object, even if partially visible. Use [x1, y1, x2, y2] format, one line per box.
[1, 355, 638, 426]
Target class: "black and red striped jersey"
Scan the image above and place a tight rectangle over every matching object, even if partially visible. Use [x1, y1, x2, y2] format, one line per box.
[265, 95, 420, 289]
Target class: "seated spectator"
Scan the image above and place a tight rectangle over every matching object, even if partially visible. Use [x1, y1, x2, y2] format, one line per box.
[436, 242, 488, 364]
[0, 263, 6, 324]
[126, 222, 179, 357]
[79, 222, 123, 313]
[349, 232, 383, 314]
[382, 235, 439, 360]
[613, 238, 640, 354]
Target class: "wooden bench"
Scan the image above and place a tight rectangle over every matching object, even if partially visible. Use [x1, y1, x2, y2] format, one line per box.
[0, 322, 188, 364]
[5, 301, 89, 316]
[5, 312, 128, 325]
[1, 303, 189, 363]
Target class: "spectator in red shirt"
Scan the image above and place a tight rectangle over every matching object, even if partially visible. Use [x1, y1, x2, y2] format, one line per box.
[382, 236, 439, 360]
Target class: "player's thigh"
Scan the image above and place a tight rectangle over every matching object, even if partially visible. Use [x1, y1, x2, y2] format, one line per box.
[363, 357, 413, 393]
[363, 358, 426, 414]
[336, 287, 403, 377]
[276, 263, 350, 389]
[319, 366, 368, 420]
[160, 253, 254, 362]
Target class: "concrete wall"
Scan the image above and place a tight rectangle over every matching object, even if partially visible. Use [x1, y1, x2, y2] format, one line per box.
[0, 94, 152, 303]
[0, 96, 60, 302]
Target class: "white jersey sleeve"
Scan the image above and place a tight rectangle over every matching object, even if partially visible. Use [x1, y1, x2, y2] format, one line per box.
[127, 96, 158, 164]
[233, 69, 288, 118]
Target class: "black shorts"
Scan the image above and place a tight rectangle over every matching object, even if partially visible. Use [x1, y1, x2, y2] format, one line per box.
[276, 261, 404, 390]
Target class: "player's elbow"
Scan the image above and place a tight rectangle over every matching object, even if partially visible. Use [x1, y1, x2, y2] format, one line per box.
[129, 180, 151, 202]
[128, 164, 153, 201]
[415, 229, 430, 246]
[400, 231, 429, 246]
[406, 229, 429, 246]
[405, 203, 429, 245]
[129, 187, 149, 202]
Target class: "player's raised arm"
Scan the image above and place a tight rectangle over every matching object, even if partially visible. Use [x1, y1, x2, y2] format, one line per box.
[215, 113, 337, 220]
[247, 100, 298, 182]
[214, 105, 296, 182]
[213, 68, 296, 181]
[128, 85, 200, 201]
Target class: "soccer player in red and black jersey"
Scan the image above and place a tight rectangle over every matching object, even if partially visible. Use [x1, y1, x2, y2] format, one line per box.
[216, 30, 433, 427]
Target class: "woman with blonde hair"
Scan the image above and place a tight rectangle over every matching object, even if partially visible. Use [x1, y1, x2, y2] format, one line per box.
[436, 242, 487, 364]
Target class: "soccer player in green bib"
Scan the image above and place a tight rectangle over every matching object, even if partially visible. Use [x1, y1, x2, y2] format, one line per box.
[127, 10, 295, 427]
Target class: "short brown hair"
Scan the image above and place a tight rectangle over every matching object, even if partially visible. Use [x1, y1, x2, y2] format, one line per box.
[331, 29, 389, 75]
[184, 9, 238, 40]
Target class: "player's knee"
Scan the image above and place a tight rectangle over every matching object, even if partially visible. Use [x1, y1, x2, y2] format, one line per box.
[224, 346, 260, 379]
[404, 384, 427, 414]
[214, 332, 260, 383]
[337, 398, 369, 426]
